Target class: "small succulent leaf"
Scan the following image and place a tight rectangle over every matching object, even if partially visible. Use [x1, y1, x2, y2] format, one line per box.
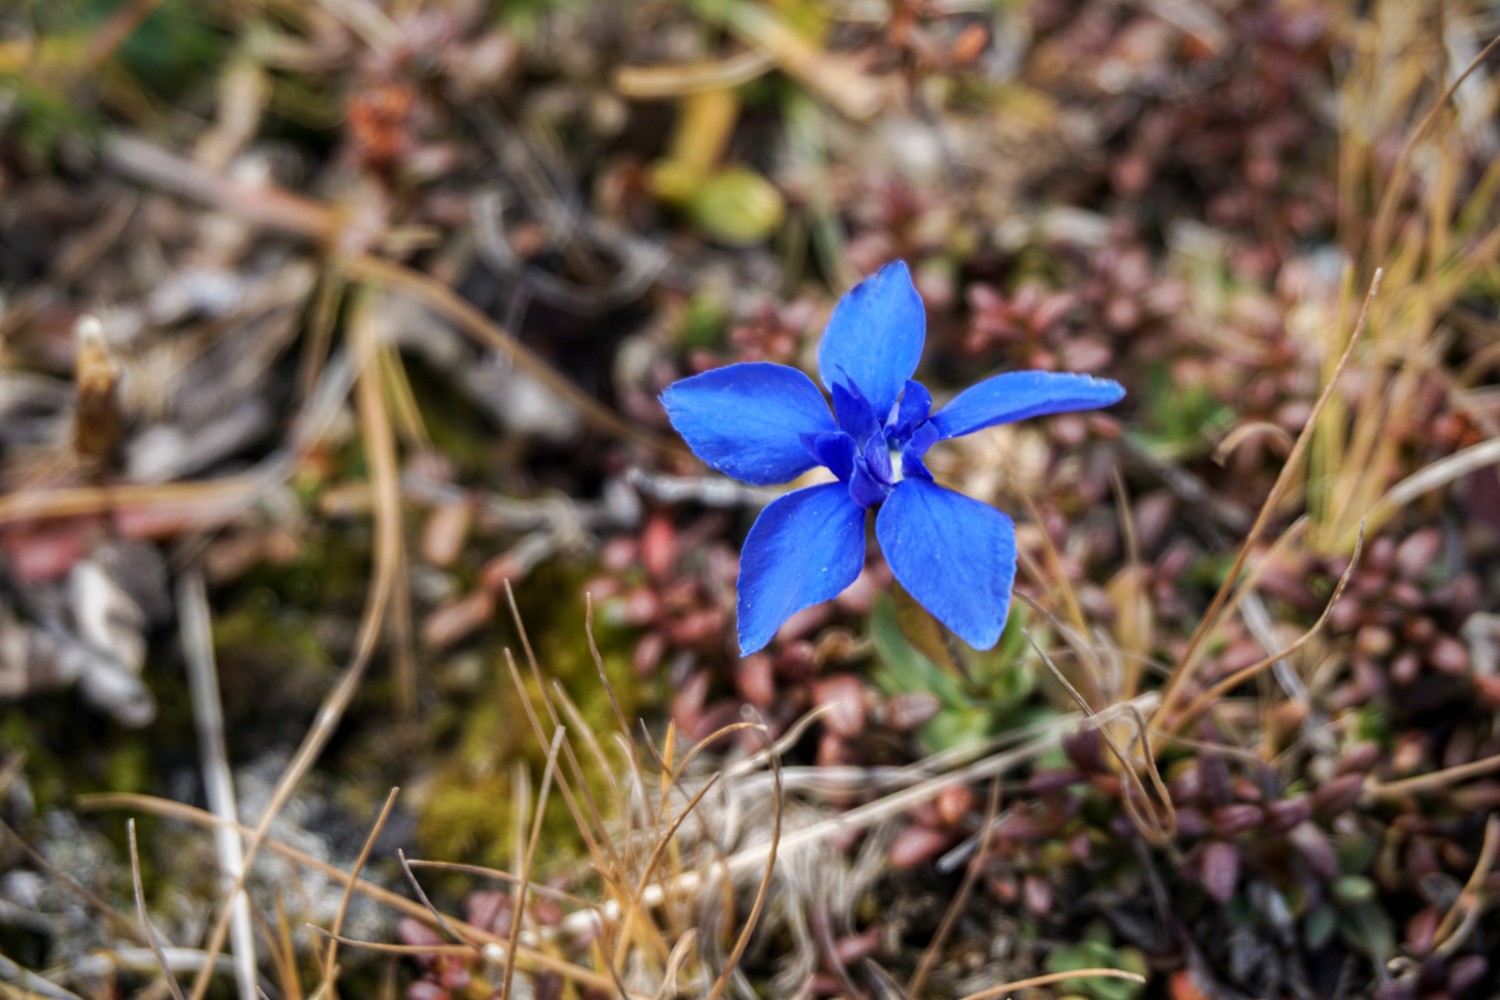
[869, 595, 990, 752]
[876, 479, 1017, 650]
[929, 371, 1125, 440]
[737, 482, 866, 654]
[662, 362, 836, 485]
[817, 260, 926, 418]
[891, 581, 968, 683]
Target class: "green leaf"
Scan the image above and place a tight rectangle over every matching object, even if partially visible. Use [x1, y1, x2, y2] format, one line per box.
[871, 594, 967, 708]
[1044, 939, 1147, 1000]
[687, 166, 785, 246]
[870, 595, 1042, 751]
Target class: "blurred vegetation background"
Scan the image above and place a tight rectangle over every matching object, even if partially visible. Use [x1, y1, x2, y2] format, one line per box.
[2, 1, 1500, 998]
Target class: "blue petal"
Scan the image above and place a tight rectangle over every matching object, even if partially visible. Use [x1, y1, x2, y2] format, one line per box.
[888, 380, 933, 441]
[737, 483, 867, 654]
[662, 363, 837, 485]
[817, 260, 926, 419]
[875, 479, 1017, 649]
[848, 462, 889, 510]
[929, 372, 1125, 441]
[900, 422, 938, 482]
[831, 379, 880, 443]
[803, 431, 857, 481]
[861, 435, 893, 484]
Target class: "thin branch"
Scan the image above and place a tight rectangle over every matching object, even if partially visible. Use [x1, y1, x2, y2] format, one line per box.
[177, 570, 257, 1000]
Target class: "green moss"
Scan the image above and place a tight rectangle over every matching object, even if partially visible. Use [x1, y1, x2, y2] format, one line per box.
[416, 563, 646, 873]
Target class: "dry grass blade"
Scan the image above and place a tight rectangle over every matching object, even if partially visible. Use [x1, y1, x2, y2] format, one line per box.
[703, 719, 782, 1000]
[615, 50, 775, 97]
[652, 928, 699, 1000]
[1369, 435, 1500, 520]
[249, 894, 302, 1000]
[354, 296, 417, 715]
[1022, 623, 1174, 843]
[398, 848, 476, 950]
[506, 584, 627, 872]
[84, 794, 639, 994]
[1367, 34, 1500, 266]
[501, 650, 625, 883]
[309, 930, 474, 958]
[1431, 814, 1499, 958]
[1154, 268, 1382, 729]
[320, 787, 401, 997]
[0, 814, 143, 945]
[185, 308, 403, 1000]
[1363, 752, 1500, 801]
[404, 860, 594, 909]
[0, 954, 87, 1000]
[501, 726, 568, 1000]
[128, 819, 189, 1000]
[606, 721, 765, 977]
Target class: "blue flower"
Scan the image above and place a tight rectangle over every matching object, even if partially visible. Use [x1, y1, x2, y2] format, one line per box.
[661, 260, 1125, 655]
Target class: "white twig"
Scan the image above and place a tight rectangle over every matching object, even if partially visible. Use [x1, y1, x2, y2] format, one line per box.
[177, 571, 257, 1000]
[1377, 435, 1500, 512]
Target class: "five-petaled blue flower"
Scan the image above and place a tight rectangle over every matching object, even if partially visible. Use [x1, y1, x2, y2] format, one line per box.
[662, 260, 1125, 655]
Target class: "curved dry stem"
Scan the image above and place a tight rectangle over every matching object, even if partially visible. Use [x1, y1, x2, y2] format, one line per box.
[321, 787, 401, 993]
[128, 820, 188, 1000]
[1364, 751, 1500, 801]
[404, 860, 594, 910]
[726, 702, 841, 780]
[1433, 814, 1500, 958]
[1018, 598, 1175, 843]
[1170, 522, 1365, 733]
[399, 848, 477, 950]
[956, 967, 1147, 1000]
